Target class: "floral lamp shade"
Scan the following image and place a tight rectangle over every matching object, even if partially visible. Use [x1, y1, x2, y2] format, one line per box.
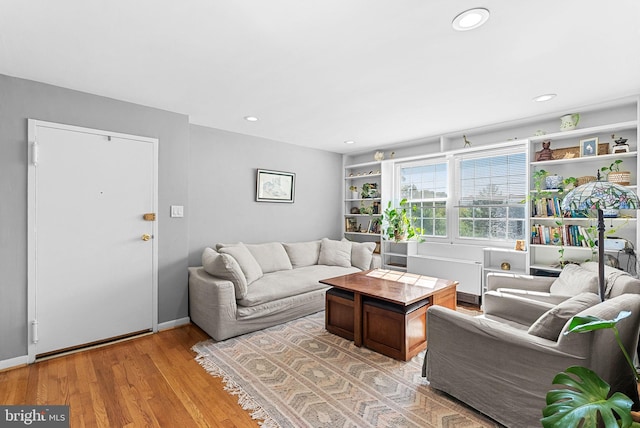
[561, 179, 639, 217]
[560, 177, 638, 301]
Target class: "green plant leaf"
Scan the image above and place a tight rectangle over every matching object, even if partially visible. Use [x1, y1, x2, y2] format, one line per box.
[541, 366, 633, 428]
[566, 311, 632, 334]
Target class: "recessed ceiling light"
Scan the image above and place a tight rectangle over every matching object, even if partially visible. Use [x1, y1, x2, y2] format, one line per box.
[244, 116, 259, 122]
[344, 140, 356, 145]
[533, 93, 557, 102]
[452, 8, 490, 31]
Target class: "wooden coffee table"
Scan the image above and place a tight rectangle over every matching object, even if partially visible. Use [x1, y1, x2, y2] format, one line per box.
[321, 269, 458, 361]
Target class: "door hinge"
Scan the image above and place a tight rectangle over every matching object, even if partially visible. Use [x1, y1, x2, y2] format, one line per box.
[32, 142, 39, 166]
[32, 320, 39, 343]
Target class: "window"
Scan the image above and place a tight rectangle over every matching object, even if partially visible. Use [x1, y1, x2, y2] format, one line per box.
[398, 160, 448, 237]
[457, 150, 526, 241]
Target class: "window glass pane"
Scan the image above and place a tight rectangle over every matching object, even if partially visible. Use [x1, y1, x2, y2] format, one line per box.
[457, 150, 526, 241]
[398, 160, 448, 238]
[459, 219, 473, 237]
[474, 220, 490, 237]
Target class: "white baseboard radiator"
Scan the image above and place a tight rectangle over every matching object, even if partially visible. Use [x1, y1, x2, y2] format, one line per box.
[407, 255, 483, 305]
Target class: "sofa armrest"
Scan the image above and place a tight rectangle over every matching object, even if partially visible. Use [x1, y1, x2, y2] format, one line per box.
[493, 288, 570, 305]
[188, 267, 238, 340]
[483, 290, 555, 326]
[486, 272, 556, 292]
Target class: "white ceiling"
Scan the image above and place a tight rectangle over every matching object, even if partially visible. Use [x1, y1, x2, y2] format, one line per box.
[1, 1, 639, 154]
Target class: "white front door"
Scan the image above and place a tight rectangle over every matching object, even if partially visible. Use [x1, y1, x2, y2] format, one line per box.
[27, 120, 158, 360]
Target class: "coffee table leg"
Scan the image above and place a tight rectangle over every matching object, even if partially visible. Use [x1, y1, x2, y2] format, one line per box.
[354, 292, 362, 347]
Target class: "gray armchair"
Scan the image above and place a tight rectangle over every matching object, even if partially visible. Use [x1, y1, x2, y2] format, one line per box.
[423, 293, 640, 428]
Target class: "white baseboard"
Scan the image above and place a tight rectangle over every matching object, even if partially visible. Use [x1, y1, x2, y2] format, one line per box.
[0, 355, 29, 371]
[158, 317, 190, 331]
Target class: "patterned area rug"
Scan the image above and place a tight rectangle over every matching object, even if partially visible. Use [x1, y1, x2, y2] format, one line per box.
[192, 311, 497, 428]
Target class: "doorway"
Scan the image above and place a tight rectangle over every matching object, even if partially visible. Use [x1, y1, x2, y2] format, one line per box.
[27, 120, 158, 361]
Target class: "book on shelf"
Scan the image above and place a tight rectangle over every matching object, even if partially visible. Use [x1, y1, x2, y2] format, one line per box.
[531, 196, 562, 217]
[531, 223, 592, 247]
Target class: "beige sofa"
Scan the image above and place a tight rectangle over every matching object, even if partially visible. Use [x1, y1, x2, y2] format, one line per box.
[423, 264, 640, 428]
[189, 238, 380, 341]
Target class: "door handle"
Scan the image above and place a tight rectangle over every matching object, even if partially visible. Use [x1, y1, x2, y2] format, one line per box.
[141, 234, 151, 241]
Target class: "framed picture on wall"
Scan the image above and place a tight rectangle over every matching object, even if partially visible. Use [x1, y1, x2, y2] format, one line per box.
[256, 169, 295, 203]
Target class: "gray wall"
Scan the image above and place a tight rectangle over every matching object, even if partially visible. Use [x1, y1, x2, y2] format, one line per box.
[188, 125, 343, 266]
[0, 74, 190, 360]
[0, 74, 345, 362]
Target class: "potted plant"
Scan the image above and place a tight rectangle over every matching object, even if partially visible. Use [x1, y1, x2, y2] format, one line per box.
[533, 169, 549, 193]
[349, 185, 359, 199]
[602, 159, 631, 186]
[361, 183, 378, 199]
[382, 199, 423, 242]
[542, 311, 640, 427]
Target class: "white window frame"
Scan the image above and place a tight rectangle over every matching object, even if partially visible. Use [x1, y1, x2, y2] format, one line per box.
[394, 156, 450, 239]
[452, 146, 528, 246]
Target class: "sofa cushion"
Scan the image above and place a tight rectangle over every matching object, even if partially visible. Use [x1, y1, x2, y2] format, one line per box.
[283, 240, 321, 268]
[201, 247, 249, 298]
[246, 242, 293, 273]
[218, 243, 263, 284]
[318, 238, 352, 268]
[527, 292, 601, 341]
[237, 265, 360, 307]
[549, 264, 599, 296]
[346, 240, 376, 270]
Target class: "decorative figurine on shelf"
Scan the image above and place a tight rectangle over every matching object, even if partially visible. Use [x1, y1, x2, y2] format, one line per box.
[374, 151, 384, 161]
[611, 134, 630, 154]
[463, 135, 471, 148]
[535, 140, 553, 161]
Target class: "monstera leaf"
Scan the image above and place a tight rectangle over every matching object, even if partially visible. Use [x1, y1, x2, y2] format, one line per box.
[567, 311, 632, 333]
[566, 311, 640, 383]
[541, 366, 634, 428]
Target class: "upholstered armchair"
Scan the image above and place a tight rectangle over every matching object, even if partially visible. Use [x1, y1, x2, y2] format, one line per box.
[423, 293, 640, 428]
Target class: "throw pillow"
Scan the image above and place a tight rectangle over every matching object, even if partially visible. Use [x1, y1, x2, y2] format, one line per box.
[344, 239, 376, 270]
[246, 242, 293, 273]
[549, 264, 599, 296]
[218, 243, 264, 284]
[527, 292, 601, 341]
[201, 247, 249, 298]
[282, 241, 321, 268]
[580, 261, 631, 298]
[318, 238, 352, 268]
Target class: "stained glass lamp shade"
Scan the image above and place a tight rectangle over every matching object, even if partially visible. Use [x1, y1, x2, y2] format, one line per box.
[561, 175, 639, 300]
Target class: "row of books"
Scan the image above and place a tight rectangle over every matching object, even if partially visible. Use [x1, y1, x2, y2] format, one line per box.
[531, 197, 563, 217]
[531, 223, 594, 247]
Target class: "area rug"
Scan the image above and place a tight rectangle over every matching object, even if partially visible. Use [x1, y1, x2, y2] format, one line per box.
[192, 311, 497, 428]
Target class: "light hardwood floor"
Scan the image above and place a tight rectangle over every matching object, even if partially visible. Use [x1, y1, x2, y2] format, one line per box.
[0, 324, 259, 428]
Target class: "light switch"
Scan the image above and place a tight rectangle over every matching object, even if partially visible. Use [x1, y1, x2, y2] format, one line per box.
[170, 205, 184, 218]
